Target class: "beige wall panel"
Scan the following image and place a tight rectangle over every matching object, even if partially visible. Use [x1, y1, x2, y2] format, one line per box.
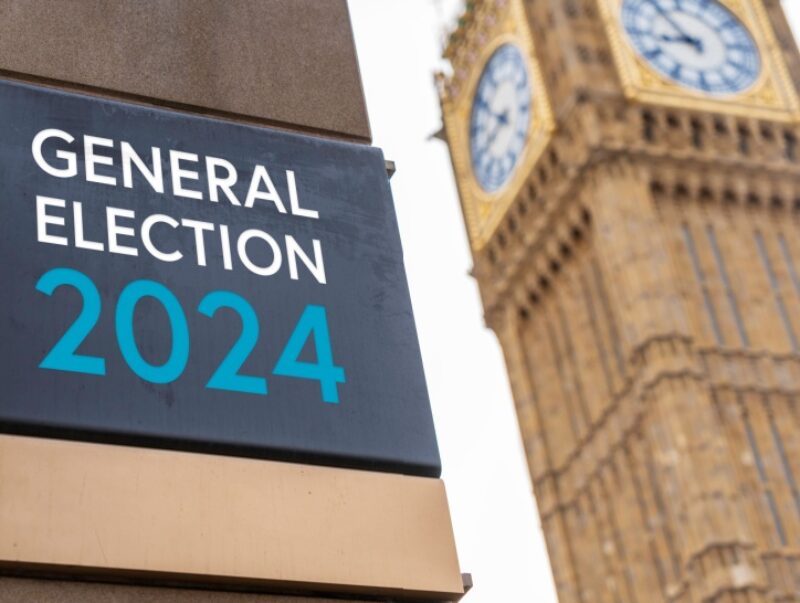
[0, 0, 370, 142]
[0, 435, 463, 599]
[0, 576, 375, 603]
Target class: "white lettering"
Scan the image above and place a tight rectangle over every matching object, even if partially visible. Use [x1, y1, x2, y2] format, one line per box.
[106, 207, 138, 256]
[32, 129, 77, 178]
[206, 156, 241, 206]
[84, 135, 117, 186]
[285, 236, 326, 284]
[73, 202, 104, 251]
[245, 165, 286, 212]
[121, 142, 164, 193]
[287, 170, 318, 219]
[36, 195, 68, 246]
[181, 218, 214, 267]
[170, 150, 203, 200]
[142, 214, 182, 262]
[237, 229, 282, 276]
[219, 224, 233, 271]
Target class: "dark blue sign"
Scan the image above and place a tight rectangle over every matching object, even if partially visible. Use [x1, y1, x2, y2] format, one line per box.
[0, 79, 440, 477]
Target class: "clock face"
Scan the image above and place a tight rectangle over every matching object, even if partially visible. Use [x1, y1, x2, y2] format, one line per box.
[622, 0, 761, 95]
[469, 44, 531, 193]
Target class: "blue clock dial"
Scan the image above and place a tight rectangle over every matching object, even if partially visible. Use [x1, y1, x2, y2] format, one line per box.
[622, 0, 760, 95]
[469, 44, 532, 193]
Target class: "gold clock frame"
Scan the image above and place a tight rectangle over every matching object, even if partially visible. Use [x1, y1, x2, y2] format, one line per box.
[597, 0, 800, 122]
[441, 0, 554, 252]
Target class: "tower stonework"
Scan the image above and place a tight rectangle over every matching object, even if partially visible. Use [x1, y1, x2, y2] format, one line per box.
[438, 1, 800, 602]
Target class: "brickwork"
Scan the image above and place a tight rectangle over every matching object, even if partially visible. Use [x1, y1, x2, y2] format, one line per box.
[440, 1, 800, 601]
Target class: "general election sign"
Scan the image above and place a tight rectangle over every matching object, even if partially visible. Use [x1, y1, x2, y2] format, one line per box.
[0, 79, 440, 477]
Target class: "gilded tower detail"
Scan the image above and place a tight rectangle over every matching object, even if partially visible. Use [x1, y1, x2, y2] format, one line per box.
[438, 1, 800, 601]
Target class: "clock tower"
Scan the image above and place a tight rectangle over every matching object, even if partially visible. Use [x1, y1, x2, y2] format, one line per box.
[438, 1, 800, 602]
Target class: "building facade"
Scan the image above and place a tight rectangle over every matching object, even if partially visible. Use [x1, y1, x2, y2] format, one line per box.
[439, 0, 800, 601]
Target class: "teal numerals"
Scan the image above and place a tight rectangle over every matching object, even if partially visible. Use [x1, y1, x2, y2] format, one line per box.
[198, 291, 267, 395]
[116, 280, 190, 384]
[273, 305, 346, 404]
[36, 268, 345, 403]
[36, 267, 106, 376]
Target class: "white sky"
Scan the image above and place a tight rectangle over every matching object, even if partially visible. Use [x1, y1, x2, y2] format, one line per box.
[347, 2, 800, 601]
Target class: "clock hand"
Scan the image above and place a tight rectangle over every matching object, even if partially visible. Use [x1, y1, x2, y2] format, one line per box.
[484, 110, 510, 150]
[658, 32, 702, 50]
[647, 0, 687, 34]
[647, 0, 703, 51]
[483, 108, 509, 128]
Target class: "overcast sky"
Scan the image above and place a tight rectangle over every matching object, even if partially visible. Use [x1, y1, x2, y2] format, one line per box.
[347, 2, 800, 601]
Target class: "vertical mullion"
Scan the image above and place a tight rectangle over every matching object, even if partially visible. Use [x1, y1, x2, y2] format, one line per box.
[544, 313, 585, 443]
[755, 231, 799, 352]
[603, 462, 639, 602]
[706, 224, 749, 347]
[578, 269, 615, 399]
[621, 445, 668, 599]
[778, 234, 800, 303]
[715, 390, 773, 549]
[764, 395, 800, 524]
[681, 223, 725, 345]
[590, 255, 626, 376]
[740, 394, 788, 547]
[555, 299, 592, 427]
[522, 313, 574, 470]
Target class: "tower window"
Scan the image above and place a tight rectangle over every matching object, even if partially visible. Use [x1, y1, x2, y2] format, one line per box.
[564, 0, 578, 18]
[666, 114, 680, 129]
[714, 118, 728, 135]
[690, 119, 704, 150]
[642, 111, 656, 142]
[738, 125, 751, 156]
[784, 131, 797, 161]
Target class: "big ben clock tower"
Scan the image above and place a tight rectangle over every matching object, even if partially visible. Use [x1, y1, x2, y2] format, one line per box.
[438, 1, 800, 602]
